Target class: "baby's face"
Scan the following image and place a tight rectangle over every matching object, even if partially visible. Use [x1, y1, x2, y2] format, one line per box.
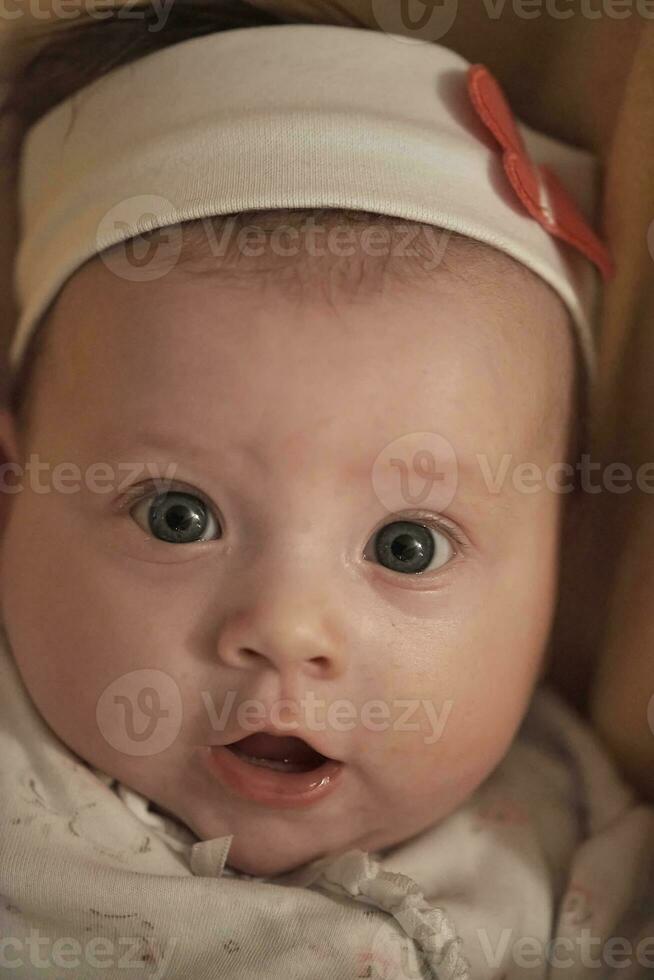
[0, 234, 574, 876]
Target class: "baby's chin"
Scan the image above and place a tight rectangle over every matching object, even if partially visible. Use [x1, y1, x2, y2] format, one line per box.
[180, 795, 455, 879]
[177, 799, 391, 879]
[218, 826, 392, 879]
[224, 837, 330, 879]
[185, 813, 354, 879]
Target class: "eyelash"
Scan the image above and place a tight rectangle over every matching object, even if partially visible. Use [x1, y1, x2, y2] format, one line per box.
[393, 512, 467, 554]
[115, 479, 214, 514]
[116, 480, 468, 555]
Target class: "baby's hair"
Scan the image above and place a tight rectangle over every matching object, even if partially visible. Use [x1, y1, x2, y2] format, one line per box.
[0, 0, 290, 150]
[0, 0, 586, 481]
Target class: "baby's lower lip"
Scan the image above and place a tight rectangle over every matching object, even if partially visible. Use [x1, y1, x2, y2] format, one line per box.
[204, 744, 345, 809]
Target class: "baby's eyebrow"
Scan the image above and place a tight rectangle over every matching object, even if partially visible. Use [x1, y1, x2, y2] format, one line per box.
[344, 454, 506, 501]
[345, 456, 454, 480]
[101, 431, 265, 472]
[101, 430, 499, 499]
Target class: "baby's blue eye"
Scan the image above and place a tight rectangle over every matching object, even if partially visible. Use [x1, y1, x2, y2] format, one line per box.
[369, 520, 454, 575]
[132, 491, 221, 544]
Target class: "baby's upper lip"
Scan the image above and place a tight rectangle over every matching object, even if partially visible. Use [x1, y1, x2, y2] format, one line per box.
[220, 724, 342, 764]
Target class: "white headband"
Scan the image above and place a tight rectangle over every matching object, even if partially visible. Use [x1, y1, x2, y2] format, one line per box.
[11, 23, 612, 377]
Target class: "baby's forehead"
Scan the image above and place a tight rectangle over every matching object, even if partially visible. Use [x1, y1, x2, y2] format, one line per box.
[29, 226, 574, 476]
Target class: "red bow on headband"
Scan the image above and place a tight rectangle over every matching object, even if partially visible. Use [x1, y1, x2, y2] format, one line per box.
[467, 64, 614, 280]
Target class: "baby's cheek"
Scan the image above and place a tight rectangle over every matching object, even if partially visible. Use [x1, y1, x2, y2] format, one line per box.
[366, 697, 511, 840]
[0, 493, 147, 763]
[370, 611, 540, 800]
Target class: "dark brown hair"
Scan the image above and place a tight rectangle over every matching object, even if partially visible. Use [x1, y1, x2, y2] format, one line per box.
[2, 0, 293, 150]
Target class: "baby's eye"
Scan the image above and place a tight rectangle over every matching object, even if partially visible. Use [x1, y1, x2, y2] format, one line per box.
[130, 490, 221, 544]
[366, 519, 454, 575]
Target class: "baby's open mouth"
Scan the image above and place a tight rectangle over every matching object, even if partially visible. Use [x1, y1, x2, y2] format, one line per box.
[206, 731, 344, 807]
[225, 734, 329, 773]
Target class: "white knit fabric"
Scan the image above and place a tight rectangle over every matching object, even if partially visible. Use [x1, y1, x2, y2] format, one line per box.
[11, 24, 601, 376]
[1, 622, 652, 980]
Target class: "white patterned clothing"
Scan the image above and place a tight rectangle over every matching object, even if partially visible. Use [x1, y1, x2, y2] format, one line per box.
[1, 622, 653, 980]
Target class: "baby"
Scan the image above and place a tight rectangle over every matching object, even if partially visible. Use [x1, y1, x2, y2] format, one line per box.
[1, 7, 652, 980]
[2, 204, 576, 877]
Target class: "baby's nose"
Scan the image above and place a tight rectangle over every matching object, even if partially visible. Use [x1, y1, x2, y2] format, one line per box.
[215, 600, 348, 681]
